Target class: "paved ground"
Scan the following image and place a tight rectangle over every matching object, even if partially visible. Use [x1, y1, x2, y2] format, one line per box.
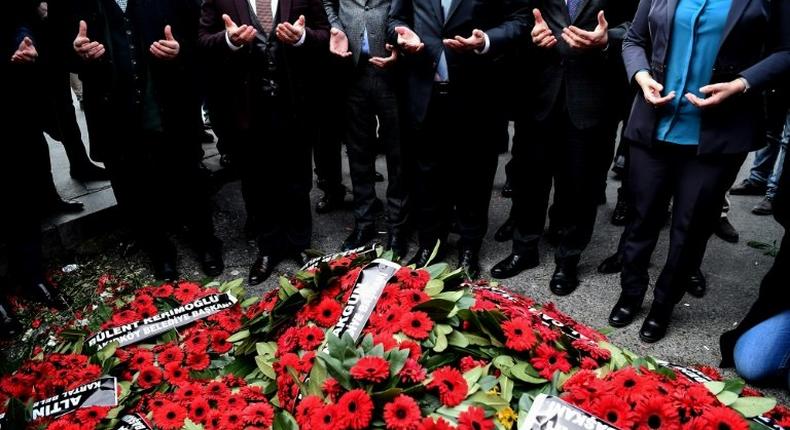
[38, 95, 786, 398]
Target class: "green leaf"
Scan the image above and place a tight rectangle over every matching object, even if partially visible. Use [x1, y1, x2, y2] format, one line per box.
[278, 277, 298, 300]
[183, 418, 205, 430]
[307, 358, 328, 396]
[220, 278, 244, 293]
[317, 352, 352, 389]
[241, 296, 260, 308]
[273, 411, 300, 430]
[704, 381, 726, 395]
[717, 391, 739, 406]
[731, 397, 777, 418]
[414, 299, 456, 320]
[434, 291, 464, 303]
[517, 394, 534, 430]
[227, 329, 250, 343]
[433, 332, 448, 352]
[723, 378, 746, 395]
[426, 262, 449, 278]
[492, 355, 516, 376]
[96, 342, 119, 362]
[511, 362, 547, 384]
[447, 331, 470, 348]
[255, 356, 277, 380]
[256, 342, 277, 358]
[499, 376, 514, 402]
[463, 366, 484, 388]
[463, 333, 492, 346]
[387, 348, 410, 377]
[425, 279, 444, 296]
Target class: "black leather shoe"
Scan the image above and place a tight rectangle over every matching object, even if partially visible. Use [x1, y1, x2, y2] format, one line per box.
[291, 251, 311, 267]
[549, 264, 579, 296]
[597, 252, 623, 274]
[375, 172, 385, 182]
[408, 246, 445, 268]
[249, 255, 277, 286]
[458, 249, 481, 279]
[44, 198, 84, 214]
[714, 217, 739, 243]
[686, 269, 706, 298]
[608, 293, 643, 327]
[153, 260, 179, 283]
[386, 232, 409, 258]
[639, 301, 674, 343]
[0, 301, 22, 339]
[611, 189, 630, 226]
[729, 179, 766, 196]
[491, 252, 539, 279]
[342, 225, 377, 251]
[316, 191, 345, 214]
[494, 218, 516, 242]
[28, 281, 69, 310]
[501, 181, 514, 198]
[70, 163, 109, 181]
[199, 239, 225, 277]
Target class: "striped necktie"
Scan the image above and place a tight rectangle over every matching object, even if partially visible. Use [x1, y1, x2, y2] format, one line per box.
[256, 0, 274, 33]
[115, 0, 128, 12]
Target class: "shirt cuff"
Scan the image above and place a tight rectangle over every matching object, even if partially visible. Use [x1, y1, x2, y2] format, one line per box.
[474, 32, 490, 55]
[737, 77, 750, 93]
[225, 31, 243, 51]
[293, 29, 307, 47]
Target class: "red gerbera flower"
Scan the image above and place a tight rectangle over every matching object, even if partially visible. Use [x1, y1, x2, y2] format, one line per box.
[337, 389, 374, 429]
[136, 365, 163, 389]
[243, 402, 275, 427]
[174, 282, 201, 303]
[383, 395, 422, 430]
[184, 332, 210, 353]
[218, 409, 244, 430]
[322, 377, 342, 400]
[633, 396, 680, 430]
[458, 406, 494, 430]
[186, 352, 210, 371]
[152, 284, 174, 298]
[188, 397, 211, 424]
[609, 367, 651, 404]
[299, 325, 325, 350]
[75, 406, 109, 424]
[163, 362, 189, 383]
[350, 356, 391, 383]
[399, 289, 430, 308]
[128, 349, 154, 371]
[502, 317, 538, 352]
[420, 416, 456, 430]
[175, 382, 203, 402]
[152, 401, 187, 430]
[400, 311, 433, 340]
[530, 344, 572, 379]
[295, 395, 324, 427]
[427, 366, 468, 407]
[395, 268, 430, 290]
[400, 358, 427, 383]
[592, 395, 636, 428]
[157, 346, 184, 366]
[205, 380, 230, 400]
[312, 404, 342, 430]
[210, 330, 233, 354]
[314, 298, 342, 327]
[694, 406, 749, 430]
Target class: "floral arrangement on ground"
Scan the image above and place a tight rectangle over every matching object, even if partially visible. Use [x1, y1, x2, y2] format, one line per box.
[0, 247, 787, 430]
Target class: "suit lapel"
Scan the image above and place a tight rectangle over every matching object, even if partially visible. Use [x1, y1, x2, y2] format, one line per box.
[719, 0, 751, 47]
[279, 0, 293, 24]
[571, 0, 592, 24]
[432, 0, 444, 28]
[666, 0, 679, 39]
[233, 0, 253, 25]
[444, 0, 462, 27]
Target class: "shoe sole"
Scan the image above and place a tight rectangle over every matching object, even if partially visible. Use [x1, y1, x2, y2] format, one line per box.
[608, 318, 634, 328]
[639, 333, 663, 343]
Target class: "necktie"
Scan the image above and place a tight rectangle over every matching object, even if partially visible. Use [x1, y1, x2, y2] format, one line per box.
[435, 0, 453, 81]
[567, 0, 582, 20]
[361, 28, 370, 56]
[256, 0, 274, 33]
[115, 0, 128, 12]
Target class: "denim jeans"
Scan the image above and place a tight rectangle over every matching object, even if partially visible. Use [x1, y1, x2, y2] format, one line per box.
[734, 310, 790, 389]
[749, 111, 789, 199]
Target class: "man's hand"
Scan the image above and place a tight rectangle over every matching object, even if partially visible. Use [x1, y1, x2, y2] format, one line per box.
[150, 25, 180, 60]
[223, 14, 257, 47]
[73, 20, 105, 61]
[685, 79, 746, 108]
[531, 9, 556, 49]
[635, 70, 675, 107]
[562, 10, 608, 49]
[395, 26, 423, 54]
[369, 43, 398, 69]
[329, 28, 351, 57]
[443, 29, 486, 52]
[11, 37, 38, 64]
[276, 15, 306, 45]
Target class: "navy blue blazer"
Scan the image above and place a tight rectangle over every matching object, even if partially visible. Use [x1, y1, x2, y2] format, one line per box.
[622, 0, 790, 155]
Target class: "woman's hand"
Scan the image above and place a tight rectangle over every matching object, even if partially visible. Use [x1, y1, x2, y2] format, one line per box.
[635, 70, 675, 107]
[685, 79, 746, 108]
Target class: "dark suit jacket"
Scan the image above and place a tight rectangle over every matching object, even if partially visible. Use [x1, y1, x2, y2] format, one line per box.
[530, 0, 636, 129]
[199, 0, 330, 131]
[70, 0, 203, 161]
[623, 0, 790, 155]
[387, 0, 529, 125]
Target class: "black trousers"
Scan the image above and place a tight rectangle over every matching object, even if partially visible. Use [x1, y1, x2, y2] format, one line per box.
[237, 107, 313, 256]
[103, 131, 215, 262]
[44, 71, 95, 172]
[345, 64, 408, 231]
[511, 105, 613, 264]
[412, 85, 499, 251]
[621, 143, 745, 304]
